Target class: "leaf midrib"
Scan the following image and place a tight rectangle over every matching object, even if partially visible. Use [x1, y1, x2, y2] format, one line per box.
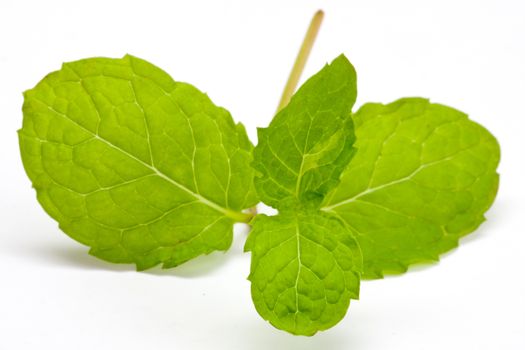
[322, 148, 477, 212]
[34, 99, 248, 222]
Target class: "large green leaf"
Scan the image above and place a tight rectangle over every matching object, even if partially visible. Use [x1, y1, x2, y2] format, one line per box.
[19, 55, 257, 270]
[245, 212, 361, 336]
[252, 55, 357, 210]
[322, 98, 500, 278]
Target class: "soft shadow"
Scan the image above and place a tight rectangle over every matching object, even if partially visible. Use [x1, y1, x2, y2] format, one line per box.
[146, 251, 231, 278]
[9, 220, 256, 277]
[370, 196, 509, 280]
[14, 243, 135, 272]
[236, 320, 353, 350]
[11, 240, 232, 277]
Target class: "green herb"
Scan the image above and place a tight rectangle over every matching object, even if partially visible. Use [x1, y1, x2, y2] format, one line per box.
[246, 56, 362, 335]
[18, 11, 500, 337]
[322, 98, 500, 278]
[245, 212, 361, 336]
[252, 55, 357, 211]
[19, 55, 257, 270]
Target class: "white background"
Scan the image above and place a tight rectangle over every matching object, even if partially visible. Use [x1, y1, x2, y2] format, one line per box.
[1, 0, 524, 349]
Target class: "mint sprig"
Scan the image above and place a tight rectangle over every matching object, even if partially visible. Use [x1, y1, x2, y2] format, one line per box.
[18, 11, 500, 337]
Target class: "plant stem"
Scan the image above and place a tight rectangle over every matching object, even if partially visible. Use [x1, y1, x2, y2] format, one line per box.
[244, 10, 325, 222]
[227, 209, 255, 224]
[276, 10, 324, 112]
[248, 206, 258, 217]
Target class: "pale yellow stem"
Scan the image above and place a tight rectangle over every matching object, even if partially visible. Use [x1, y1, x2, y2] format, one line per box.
[276, 10, 325, 112]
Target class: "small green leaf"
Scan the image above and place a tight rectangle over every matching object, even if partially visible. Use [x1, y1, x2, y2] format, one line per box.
[252, 55, 357, 210]
[247, 55, 361, 335]
[245, 212, 362, 336]
[322, 98, 500, 278]
[19, 55, 257, 270]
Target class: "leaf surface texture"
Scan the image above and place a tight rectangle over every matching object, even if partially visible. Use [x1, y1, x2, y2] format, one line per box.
[19, 55, 257, 270]
[323, 98, 500, 278]
[247, 55, 361, 335]
[245, 213, 361, 336]
[253, 55, 357, 210]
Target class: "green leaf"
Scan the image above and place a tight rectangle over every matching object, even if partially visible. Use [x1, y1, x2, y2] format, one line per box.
[252, 55, 357, 210]
[245, 212, 362, 336]
[246, 55, 361, 335]
[19, 55, 257, 270]
[322, 98, 500, 278]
